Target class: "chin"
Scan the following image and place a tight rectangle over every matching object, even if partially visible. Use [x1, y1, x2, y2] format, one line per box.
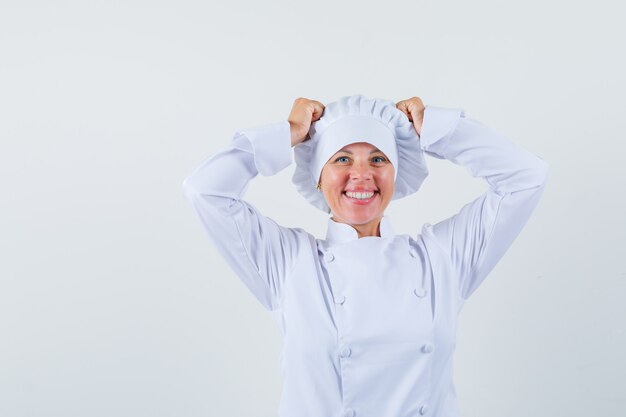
[337, 211, 380, 225]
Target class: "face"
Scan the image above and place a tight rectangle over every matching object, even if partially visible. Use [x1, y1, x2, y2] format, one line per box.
[319, 142, 395, 229]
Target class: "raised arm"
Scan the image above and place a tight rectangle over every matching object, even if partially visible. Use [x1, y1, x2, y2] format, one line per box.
[182, 120, 300, 311]
[417, 105, 550, 300]
[181, 98, 325, 311]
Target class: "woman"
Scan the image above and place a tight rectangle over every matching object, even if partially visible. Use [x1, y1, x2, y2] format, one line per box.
[182, 94, 549, 417]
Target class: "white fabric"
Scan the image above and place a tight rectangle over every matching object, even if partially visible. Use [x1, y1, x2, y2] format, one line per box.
[182, 105, 550, 417]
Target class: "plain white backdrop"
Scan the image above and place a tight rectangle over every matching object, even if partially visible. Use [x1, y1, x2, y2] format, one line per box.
[2, 1, 624, 416]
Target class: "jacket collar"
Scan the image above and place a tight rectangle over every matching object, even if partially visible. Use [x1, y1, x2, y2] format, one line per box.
[325, 215, 395, 245]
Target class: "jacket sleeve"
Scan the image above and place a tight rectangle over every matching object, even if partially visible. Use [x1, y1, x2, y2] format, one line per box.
[181, 120, 301, 311]
[418, 106, 550, 300]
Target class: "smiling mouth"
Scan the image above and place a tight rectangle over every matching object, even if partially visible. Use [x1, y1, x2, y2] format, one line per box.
[343, 191, 379, 203]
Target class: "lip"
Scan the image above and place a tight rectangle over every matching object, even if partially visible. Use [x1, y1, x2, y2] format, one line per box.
[343, 191, 378, 205]
[344, 188, 378, 192]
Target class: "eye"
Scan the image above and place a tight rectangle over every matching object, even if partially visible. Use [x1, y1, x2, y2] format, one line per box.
[334, 156, 350, 163]
[372, 156, 387, 163]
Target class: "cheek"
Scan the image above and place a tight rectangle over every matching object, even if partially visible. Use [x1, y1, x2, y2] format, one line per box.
[380, 168, 395, 191]
[321, 169, 345, 188]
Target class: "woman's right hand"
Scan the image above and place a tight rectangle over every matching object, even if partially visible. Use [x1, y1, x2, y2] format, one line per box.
[288, 97, 325, 147]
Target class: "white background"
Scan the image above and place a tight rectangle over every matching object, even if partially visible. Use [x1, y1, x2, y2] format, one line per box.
[2, 1, 624, 416]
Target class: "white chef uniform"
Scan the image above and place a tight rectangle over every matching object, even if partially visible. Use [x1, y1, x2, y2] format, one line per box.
[182, 105, 550, 417]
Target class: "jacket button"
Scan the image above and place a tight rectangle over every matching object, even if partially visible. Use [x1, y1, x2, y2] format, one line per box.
[419, 404, 429, 414]
[409, 247, 418, 258]
[414, 287, 428, 298]
[344, 408, 356, 417]
[334, 295, 346, 305]
[421, 343, 434, 354]
[324, 252, 335, 262]
[340, 346, 352, 358]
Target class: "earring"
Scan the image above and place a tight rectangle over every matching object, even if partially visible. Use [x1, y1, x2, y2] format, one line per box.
[316, 182, 322, 192]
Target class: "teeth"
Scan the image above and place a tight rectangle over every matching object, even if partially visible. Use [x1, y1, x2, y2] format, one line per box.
[346, 191, 375, 199]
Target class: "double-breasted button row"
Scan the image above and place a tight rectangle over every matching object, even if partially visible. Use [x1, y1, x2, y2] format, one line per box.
[343, 408, 355, 417]
[421, 343, 434, 354]
[419, 404, 429, 415]
[334, 295, 346, 304]
[414, 287, 428, 298]
[339, 346, 352, 358]
[409, 244, 427, 300]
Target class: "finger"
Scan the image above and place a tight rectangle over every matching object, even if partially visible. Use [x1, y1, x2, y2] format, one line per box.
[311, 102, 325, 121]
[408, 100, 424, 117]
[396, 101, 410, 119]
[398, 102, 414, 122]
[409, 96, 423, 106]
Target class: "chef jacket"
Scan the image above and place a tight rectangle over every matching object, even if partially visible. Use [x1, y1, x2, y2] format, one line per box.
[182, 105, 550, 417]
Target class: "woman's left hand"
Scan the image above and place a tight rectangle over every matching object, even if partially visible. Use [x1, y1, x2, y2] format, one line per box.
[396, 97, 426, 136]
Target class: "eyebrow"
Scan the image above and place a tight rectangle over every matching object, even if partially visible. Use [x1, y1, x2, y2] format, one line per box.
[336, 148, 383, 154]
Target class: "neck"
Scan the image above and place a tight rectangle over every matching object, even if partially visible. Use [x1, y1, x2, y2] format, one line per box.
[332, 216, 382, 238]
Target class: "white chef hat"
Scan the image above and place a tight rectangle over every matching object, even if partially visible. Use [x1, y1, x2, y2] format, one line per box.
[292, 94, 429, 213]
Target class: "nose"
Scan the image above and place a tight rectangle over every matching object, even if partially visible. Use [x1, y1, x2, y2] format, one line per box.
[349, 159, 374, 181]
